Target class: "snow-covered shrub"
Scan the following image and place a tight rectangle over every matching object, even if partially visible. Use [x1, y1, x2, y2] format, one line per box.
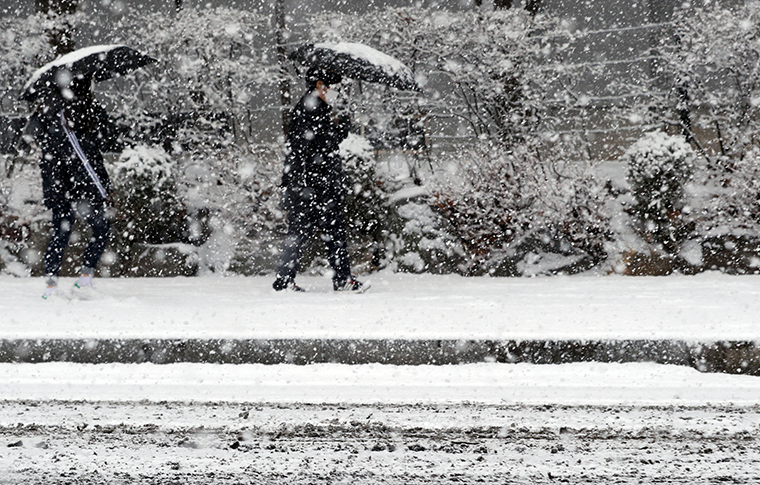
[109, 145, 204, 276]
[338, 133, 385, 270]
[0, 214, 31, 277]
[336, 134, 464, 274]
[623, 131, 695, 255]
[389, 197, 465, 274]
[679, 147, 760, 274]
[431, 143, 610, 276]
[187, 144, 283, 276]
[115, 145, 174, 189]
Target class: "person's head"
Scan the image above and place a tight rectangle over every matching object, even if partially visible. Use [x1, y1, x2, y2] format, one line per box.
[62, 76, 98, 129]
[305, 66, 342, 91]
[34, 74, 93, 114]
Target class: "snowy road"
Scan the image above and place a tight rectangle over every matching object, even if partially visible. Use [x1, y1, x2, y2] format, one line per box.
[2, 399, 759, 484]
[3, 361, 760, 405]
[2, 362, 760, 483]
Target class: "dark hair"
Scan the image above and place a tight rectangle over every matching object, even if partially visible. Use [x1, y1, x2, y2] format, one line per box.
[305, 66, 342, 88]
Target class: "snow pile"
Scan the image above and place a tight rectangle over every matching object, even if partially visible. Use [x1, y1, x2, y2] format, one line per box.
[3, 361, 760, 405]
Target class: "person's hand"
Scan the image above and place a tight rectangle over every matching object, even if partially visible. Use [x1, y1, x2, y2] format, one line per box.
[334, 115, 351, 137]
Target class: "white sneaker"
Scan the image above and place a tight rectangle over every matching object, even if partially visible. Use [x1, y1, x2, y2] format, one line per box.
[42, 286, 67, 300]
[71, 279, 98, 300]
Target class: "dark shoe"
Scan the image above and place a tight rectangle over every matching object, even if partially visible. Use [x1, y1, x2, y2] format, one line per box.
[273, 278, 305, 292]
[334, 277, 369, 293]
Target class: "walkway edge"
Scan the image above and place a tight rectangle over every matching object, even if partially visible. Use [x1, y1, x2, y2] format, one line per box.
[1, 338, 758, 375]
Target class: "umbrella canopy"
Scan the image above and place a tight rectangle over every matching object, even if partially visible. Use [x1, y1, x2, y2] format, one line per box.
[290, 42, 421, 92]
[20, 45, 157, 102]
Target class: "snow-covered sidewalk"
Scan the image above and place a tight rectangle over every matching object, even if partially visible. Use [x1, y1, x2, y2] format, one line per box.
[1, 271, 758, 340]
[3, 272, 760, 408]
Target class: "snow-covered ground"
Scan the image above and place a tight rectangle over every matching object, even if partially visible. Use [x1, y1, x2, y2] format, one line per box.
[3, 272, 760, 483]
[0, 363, 760, 406]
[2, 271, 760, 405]
[2, 271, 758, 340]
[2, 361, 760, 406]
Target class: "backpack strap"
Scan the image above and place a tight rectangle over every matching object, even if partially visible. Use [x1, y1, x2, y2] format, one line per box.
[59, 110, 108, 199]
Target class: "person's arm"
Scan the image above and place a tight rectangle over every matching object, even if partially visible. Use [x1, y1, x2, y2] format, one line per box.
[282, 101, 314, 188]
[28, 111, 69, 209]
[92, 104, 123, 153]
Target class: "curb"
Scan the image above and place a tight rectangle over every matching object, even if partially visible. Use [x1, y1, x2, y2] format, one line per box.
[2, 339, 759, 375]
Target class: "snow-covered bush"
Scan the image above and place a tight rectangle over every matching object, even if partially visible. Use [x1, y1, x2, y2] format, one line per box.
[108, 145, 203, 276]
[114, 145, 174, 189]
[189, 144, 284, 276]
[624, 131, 695, 255]
[431, 143, 610, 276]
[389, 197, 466, 274]
[337, 134, 464, 274]
[338, 133, 385, 270]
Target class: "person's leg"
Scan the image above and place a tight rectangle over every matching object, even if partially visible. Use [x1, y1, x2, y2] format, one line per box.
[319, 198, 352, 290]
[273, 190, 314, 290]
[77, 199, 110, 282]
[44, 204, 75, 282]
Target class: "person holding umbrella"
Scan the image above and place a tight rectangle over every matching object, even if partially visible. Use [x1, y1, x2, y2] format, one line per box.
[21, 45, 156, 299]
[274, 42, 420, 292]
[272, 66, 367, 293]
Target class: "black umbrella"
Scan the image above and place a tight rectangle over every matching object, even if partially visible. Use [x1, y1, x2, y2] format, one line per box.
[290, 42, 421, 92]
[20, 44, 157, 102]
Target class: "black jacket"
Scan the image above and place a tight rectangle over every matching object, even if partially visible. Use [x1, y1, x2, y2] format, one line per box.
[28, 103, 114, 210]
[281, 90, 349, 199]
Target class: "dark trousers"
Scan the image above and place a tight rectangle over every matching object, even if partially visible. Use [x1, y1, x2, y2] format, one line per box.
[44, 199, 110, 277]
[276, 188, 351, 288]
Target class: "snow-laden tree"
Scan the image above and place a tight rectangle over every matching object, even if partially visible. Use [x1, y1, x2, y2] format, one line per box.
[102, 6, 280, 148]
[310, 7, 611, 275]
[97, 7, 288, 274]
[312, 7, 547, 147]
[637, 1, 760, 273]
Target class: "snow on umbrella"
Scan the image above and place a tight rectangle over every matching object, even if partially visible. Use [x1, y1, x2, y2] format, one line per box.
[20, 44, 157, 102]
[290, 42, 421, 92]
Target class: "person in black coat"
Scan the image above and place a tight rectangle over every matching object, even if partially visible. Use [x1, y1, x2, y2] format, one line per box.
[273, 67, 366, 292]
[27, 77, 114, 298]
